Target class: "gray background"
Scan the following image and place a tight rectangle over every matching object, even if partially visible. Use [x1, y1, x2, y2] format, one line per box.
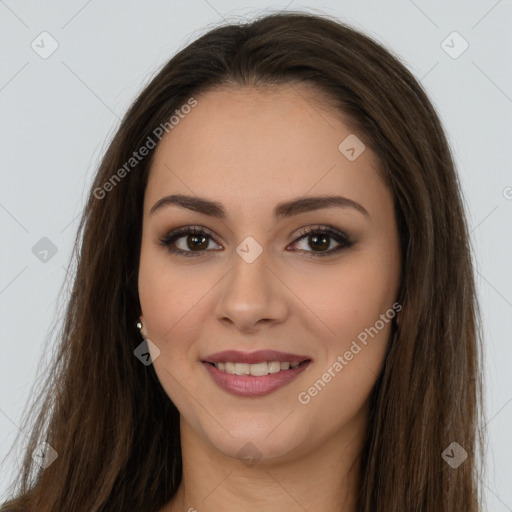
[1, 0, 511, 508]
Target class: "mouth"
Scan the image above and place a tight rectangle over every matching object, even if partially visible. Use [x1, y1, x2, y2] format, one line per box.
[200, 349, 313, 397]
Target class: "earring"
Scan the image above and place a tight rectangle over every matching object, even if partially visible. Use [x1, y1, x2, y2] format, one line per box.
[134, 320, 160, 365]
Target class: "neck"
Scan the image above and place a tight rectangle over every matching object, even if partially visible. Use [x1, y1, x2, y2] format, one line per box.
[164, 406, 367, 512]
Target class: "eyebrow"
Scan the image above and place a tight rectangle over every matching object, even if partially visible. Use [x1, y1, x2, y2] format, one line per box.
[149, 194, 369, 219]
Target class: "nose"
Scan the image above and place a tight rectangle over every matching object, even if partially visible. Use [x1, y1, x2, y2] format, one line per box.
[213, 249, 289, 333]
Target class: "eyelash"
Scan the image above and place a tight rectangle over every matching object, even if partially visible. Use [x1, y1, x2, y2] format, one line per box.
[158, 225, 354, 258]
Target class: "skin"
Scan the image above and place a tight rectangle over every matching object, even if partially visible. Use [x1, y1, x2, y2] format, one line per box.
[138, 83, 401, 512]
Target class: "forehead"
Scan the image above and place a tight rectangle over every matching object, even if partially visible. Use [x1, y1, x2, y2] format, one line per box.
[144, 84, 388, 221]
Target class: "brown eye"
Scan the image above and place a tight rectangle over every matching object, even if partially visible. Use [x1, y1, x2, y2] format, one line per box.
[182, 233, 209, 251]
[159, 226, 222, 257]
[291, 226, 353, 257]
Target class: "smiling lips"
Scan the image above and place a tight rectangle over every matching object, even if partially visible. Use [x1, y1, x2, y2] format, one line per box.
[202, 349, 312, 397]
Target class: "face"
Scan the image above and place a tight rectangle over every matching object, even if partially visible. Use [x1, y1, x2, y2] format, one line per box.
[138, 84, 401, 464]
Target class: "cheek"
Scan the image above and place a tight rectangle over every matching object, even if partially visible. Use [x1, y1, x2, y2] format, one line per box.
[138, 257, 206, 409]
[294, 254, 397, 345]
[138, 250, 219, 366]
[292, 251, 397, 407]
[139, 241, 192, 331]
[295, 275, 394, 433]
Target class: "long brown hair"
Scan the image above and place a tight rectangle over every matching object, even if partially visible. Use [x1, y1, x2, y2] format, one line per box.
[1, 11, 485, 511]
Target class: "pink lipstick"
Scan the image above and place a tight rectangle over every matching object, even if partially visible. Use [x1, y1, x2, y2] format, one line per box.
[201, 349, 312, 397]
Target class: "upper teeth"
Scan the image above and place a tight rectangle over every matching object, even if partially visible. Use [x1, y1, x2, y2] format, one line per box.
[214, 361, 301, 376]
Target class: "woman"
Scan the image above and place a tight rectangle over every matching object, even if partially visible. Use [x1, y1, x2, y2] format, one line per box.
[1, 11, 484, 512]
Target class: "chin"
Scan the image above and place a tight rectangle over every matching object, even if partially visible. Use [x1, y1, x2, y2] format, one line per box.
[201, 418, 311, 466]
